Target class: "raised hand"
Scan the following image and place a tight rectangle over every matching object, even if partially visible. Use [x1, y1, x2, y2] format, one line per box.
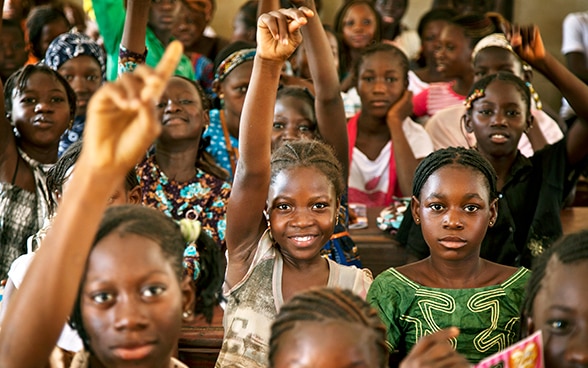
[504, 23, 546, 67]
[81, 41, 183, 175]
[256, 7, 313, 62]
[400, 328, 470, 368]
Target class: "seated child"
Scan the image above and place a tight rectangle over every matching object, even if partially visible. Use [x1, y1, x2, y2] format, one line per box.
[368, 147, 531, 364]
[215, 8, 372, 368]
[347, 43, 433, 206]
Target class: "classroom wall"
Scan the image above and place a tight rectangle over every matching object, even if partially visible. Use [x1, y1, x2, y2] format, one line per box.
[211, 0, 587, 113]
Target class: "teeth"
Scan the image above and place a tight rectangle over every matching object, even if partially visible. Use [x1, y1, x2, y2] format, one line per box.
[293, 236, 313, 242]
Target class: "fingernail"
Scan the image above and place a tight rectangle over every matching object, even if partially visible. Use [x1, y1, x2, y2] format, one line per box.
[282, 38, 289, 45]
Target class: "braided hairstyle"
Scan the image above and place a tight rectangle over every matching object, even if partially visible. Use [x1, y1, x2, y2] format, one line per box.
[412, 146, 498, 201]
[449, 12, 505, 49]
[464, 71, 531, 118]
[269, 287, 388, 367]
[353, 42, 409, 89]
[276, 85, 317, 135]
[520, 230, 588, 337]
[270, 140, 344, 200]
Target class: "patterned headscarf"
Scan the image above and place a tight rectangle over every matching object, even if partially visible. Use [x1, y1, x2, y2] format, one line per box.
[44, 31, 106, 82]
[214, 48, 256, 82]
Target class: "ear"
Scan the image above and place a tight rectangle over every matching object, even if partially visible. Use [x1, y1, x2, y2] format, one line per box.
[463, 113, 474, 133]
[523, 316, 535, 338]
[126, 186, 142, 205]
[526, 114, 535, 132]
[410, 195, 421, 225]
[488, 198, 498, 227]
[202, 109, 210, 127]
[181, 275, 196, 322]
[212, 79, 222, 96]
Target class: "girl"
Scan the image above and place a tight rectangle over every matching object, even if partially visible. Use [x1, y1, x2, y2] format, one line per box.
[120, 0, 232, 250]
[347, 43, 433, 207]
[0, 63, 76, 280]
[367, 147, 531, 364]
[412, 13, 500, 120]
[269, 288, 389, 368]
[334, 0, 381, 93]
[25, 4, 70, 64]
[215, 8, 372, 367]
[408, 8, 456, 96]
[424, 32, 563, 157]
[44, 31, 106, 156]
[521, 230, 588, 367]
[399, 25, 588, 268]
[0, 18, 28, 83]
[0, 39, 197, 367]
[231, 0, 258, 44]
[205, 40, 256, 179]
[374, 0, 420, 61]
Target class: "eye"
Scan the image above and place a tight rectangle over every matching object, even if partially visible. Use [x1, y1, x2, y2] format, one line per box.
[21, 96, 36, 104]
[344, 20, 354, 27]
[91, 292, 114, 304]
[477, 109, 493, 116]
[298, 125, 311, 132]
[429, 203, 444, 211]
[86, 74, 100, 82]
[236, 86, 248, 94]
[312, 202, 329, 210]
[547, 319, 571, 333]
[464, 204, 479, 212]
[362, 19, 372, 26]
[50, 96, 66, 103]
[63, 74, 74, 81]
[272, 122, 285, 130]
[506, 109, 521, 117]
[142, 285, 166, 298]
[361, 76, 375, 82]
[386, 77, 398, 83]
[474, 70, 486, 78]
[276, 203, 291, 211]
[179, 99, 194, 105]
[156, 101, 166, 109]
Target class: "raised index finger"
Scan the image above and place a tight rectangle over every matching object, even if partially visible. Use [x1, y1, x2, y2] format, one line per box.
[139, 40, 184, 102]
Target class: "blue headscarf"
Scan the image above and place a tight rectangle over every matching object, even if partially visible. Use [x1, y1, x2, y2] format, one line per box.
[44, 31, 106, 82]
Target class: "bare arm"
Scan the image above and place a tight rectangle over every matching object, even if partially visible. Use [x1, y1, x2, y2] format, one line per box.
[508, 24, 588, 166]
[258, 0, 279, 18]
[291, 0, 348, 179]
[225, 7, 312, 288]
[121, 0, 150, 54]
[388, 90, 420, 197]
[0, 43, 182, 367]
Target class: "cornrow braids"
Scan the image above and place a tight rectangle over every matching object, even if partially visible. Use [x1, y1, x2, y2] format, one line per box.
[521, 230, 588, 338]
[412, 146, 498, 201]
[276, 85, 317, 133]
[464, 72, 531, 118]
[193, 231, 225, 323]
[353, 43, 409, 88]
[269, 288, 388, 367]
[450, 12, 505, 49]
[69, 205, 186, 352]
[5, 64, 77, 122]
[270, 140, 344, 200]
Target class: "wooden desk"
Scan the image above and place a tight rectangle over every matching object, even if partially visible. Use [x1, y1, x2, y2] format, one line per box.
[349, 206, 408, 277]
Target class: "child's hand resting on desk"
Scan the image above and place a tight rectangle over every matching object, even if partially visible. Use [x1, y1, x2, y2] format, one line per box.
[80, 41, 183, 175]
[256, 7, 314, 62]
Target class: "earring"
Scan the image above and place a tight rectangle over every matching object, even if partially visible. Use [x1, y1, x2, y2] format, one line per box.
[68, 119, 74, 130]
[489, 220, 494, 226]
[415, 218, 420, 224]
[182, 310, 192, 319]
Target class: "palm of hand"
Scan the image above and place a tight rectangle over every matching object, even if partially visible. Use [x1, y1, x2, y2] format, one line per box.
[257, 24, 302, 61]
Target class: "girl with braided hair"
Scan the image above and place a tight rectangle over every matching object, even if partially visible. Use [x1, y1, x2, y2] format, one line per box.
[368, 146, 531, 364]
[216, 7, 372, 368]
[269, 287, 388, 368]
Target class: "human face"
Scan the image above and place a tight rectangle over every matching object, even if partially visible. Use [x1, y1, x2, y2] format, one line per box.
[172, 2, 206, 48]
[2, 0, 26, 20]
[529, 258, 588, 367]
[465, 80, 531, 158]
[183, 0, 213, 24]
[272, 321, 381, 368]
[156, 77, 207, 143]
[81, 233, 191, 368]
[271, 95, 317, 152]
[411, 164, 497, 261]
[420, 20, 447, 63]
[231, 12, 254, 43]
[473, 47, 523, 82]
[435, 24, 472, 78]
[375, 0, 406, 27]
[11, 71, 71, 149]
[39, 20, 70, 59]
[58, 55, 102, 117]
[217, 60, 253, 137]
[267, 167, 338, 263]
[148, 0, 180, 34]
[356, 50, 407, 118]
[341, 3, 377, 50]
[0, 25, 28, 81]
[326, 31, 340, 72]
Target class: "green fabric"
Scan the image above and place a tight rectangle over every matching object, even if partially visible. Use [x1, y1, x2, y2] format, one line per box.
[91, 0, 194, 81]
[367, 267, 530, 363]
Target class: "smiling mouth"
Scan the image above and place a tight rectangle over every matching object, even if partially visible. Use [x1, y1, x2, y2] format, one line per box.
[289, 235, 318, 247]
[489, 133, 509, 143]
[163, 117, 187, 125]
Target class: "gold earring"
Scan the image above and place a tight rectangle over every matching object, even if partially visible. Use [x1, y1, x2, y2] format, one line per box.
[182, 310, 192, 319]
[415, 218, 420, 224]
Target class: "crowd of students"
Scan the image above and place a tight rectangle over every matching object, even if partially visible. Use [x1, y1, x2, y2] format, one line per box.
[1, 0, 587, 367]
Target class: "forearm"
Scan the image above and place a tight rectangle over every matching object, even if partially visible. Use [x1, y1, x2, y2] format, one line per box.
[0, 164, 119, 366]
[525, 123, 548, 152]
[389, 121, 418, 197]
[258, 0, 279, 17]
[122, 0, 150, 54]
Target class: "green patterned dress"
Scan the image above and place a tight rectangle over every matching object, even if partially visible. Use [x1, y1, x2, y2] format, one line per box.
[367, 267, 530, 363]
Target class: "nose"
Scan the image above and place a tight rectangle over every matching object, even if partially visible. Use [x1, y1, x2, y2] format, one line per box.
[564, 330, 588, 364]
[70, 76, 89, 93]
[113, 296, 149, 331]
[34, 100, 52, 113]
[164, 99, 181, 113]
[290, 208, 313, 228]
[282, 125, 298, 142]
[442, 209, 463, 229]
[491, 111, 508, 127]
[372, 78, 387, 93]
